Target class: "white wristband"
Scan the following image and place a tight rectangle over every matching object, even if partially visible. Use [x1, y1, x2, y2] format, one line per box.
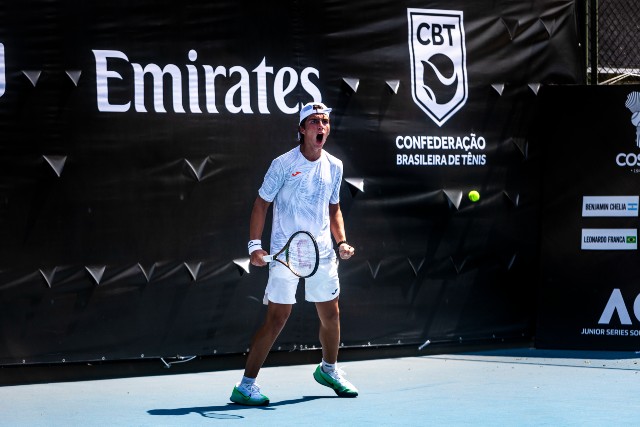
[248, 239, 262, 255]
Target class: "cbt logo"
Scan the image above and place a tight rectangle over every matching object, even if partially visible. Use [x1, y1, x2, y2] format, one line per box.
[407, 9, 468, 127]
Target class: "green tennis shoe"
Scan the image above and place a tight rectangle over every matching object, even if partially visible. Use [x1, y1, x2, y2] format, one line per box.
[230, 383, 270, 406]
[313, 364, 359, 397]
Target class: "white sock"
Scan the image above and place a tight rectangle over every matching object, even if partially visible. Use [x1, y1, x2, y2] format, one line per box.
[321, 359, 336, 373]
[239, 376, 256, 388]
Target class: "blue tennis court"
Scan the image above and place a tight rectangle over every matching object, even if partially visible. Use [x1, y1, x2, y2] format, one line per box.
[1, 347, 638, 426]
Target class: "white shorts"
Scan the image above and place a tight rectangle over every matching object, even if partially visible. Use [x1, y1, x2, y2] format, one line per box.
[263, 259, 340, 305]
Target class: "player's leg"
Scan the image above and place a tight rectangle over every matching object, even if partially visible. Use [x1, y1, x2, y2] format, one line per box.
[313, 297, 358, 397]
[231, 263, 299, 406]
[306, 260, 358, 397]
[245, 302, 292, 378]
[315, 297, 340, 364]
[305, 260, 342, 362]
[230, 302, 292, 406]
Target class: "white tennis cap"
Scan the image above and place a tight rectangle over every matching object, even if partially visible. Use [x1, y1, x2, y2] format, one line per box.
[299, 102, 332, 124]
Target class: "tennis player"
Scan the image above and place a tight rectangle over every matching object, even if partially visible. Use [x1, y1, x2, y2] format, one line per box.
[230, 102, 358, 406]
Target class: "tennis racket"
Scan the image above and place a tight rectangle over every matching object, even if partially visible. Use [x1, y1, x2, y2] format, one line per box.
[262, 231, 320, 278]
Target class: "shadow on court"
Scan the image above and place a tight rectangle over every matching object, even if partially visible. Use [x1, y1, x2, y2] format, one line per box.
[148, 395, 333, 420]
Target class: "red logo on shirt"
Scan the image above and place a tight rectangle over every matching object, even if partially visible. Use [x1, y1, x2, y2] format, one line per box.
[292, 171, 302, 176]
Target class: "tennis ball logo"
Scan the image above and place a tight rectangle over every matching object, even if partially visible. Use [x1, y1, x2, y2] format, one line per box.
[468, 190, 480, 202]
[421, 54, 458, 105]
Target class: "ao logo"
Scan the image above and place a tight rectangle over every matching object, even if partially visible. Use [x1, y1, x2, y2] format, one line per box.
[407, 9, 468, 127]
[598, 288, 640, 325]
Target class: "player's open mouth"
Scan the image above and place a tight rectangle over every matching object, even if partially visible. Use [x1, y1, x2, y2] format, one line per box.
[316, 134, 324, 142]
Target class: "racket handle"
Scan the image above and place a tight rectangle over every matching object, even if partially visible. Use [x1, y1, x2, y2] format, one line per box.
[262, 254, 274, 262]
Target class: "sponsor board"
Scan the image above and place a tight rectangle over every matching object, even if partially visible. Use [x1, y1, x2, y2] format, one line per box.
[93, 51, 322, 114]
[395, 9, 485, 169]
[0, 45, 324, 115]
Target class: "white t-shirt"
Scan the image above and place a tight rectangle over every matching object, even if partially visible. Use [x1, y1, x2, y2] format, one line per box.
[258, 146, 343, 260]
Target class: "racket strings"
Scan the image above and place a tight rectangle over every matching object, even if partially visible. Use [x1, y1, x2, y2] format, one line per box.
[287, 235, 318, 276]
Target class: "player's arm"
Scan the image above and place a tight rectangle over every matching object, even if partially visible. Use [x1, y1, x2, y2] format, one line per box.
[249, 196, 271, 266]
[329, 203, 354, 260]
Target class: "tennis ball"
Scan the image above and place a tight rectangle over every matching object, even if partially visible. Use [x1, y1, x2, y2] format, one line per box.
[468, 190, 480, 202]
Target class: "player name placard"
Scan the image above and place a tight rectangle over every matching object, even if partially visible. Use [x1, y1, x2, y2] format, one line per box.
[582, 196, 639, 217]
[581, 228, 638, 250]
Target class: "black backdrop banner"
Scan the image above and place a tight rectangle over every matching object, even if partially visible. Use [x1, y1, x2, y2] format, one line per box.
[535, 85, 640, 351]
[0, 1, 582, 364]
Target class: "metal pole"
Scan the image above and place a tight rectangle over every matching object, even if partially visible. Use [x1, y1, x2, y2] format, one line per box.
[589, 0, 598, 85]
